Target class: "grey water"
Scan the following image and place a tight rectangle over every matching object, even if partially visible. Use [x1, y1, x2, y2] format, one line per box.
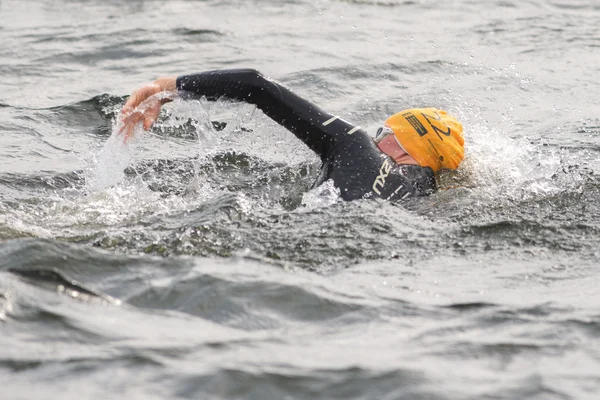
[1, 0, 600, 398]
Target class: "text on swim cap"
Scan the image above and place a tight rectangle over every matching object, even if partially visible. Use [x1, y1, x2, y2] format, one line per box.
[402, 111, 452, 141]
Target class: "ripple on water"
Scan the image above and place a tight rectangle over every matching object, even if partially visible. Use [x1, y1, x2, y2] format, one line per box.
[2, 0, 600, 397]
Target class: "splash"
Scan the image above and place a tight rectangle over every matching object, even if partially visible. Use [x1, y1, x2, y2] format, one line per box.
[443, 107, 563, 201]
[85, 91, 177, 192]
[300, 179, 342, 209]
[84, 127, 138, 191]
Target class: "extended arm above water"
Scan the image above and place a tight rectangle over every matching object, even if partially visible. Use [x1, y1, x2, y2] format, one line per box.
[120, 69, 372, 164]
[176, 68, 360, 159]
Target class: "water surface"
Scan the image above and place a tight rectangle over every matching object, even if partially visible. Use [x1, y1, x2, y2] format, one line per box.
[1, 0, 600, 398]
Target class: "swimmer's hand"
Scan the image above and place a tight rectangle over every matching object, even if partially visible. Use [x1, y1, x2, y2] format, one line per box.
[119, 76, 177, 142]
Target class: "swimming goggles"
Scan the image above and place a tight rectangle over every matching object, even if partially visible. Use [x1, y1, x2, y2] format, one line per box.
[374, 125, 395, 143]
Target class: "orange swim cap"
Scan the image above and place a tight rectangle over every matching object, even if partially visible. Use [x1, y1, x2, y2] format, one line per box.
[385, 108, 464, 173]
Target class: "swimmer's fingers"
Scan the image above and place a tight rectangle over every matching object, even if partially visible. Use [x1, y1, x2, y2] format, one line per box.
[119, 109, 143, 131]
[122, 123, 136, 143]
[142, 101, 163, 130]
[118, 113, 142, 143]
[121, 77, 176, 119]
[118, 105, 147, 140]
[121, 84, 161, 120]
[118, 98, 162, 143]
[120, 109, 141, 127]
[118, 77, 177, 142]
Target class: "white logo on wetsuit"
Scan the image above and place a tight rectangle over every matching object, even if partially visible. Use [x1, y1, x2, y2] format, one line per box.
[372, 159, 392, 195]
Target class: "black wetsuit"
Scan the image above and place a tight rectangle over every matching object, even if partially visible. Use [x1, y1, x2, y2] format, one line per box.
[176, 69, 436, 201]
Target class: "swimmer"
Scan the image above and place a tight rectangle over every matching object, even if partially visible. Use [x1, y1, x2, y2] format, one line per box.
[119, 69, 464, 201]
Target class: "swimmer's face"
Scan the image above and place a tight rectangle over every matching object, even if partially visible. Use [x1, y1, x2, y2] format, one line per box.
[374, 125, 419, 166]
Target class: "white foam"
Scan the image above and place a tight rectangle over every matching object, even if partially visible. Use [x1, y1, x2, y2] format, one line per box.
[85, 127, 138, 192]
[300, 179, 342, 209]
[447, 107, 563, 201]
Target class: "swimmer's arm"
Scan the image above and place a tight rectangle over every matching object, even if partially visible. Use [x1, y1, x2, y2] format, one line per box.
[176, 69, 361, 159]
[120, 69, 366, 159]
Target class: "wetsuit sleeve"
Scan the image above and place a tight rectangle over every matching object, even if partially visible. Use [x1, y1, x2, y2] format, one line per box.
[176, 69, 358, 160]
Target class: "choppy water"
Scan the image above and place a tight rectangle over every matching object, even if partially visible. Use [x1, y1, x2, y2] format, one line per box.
[1, 0, 600, 398]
